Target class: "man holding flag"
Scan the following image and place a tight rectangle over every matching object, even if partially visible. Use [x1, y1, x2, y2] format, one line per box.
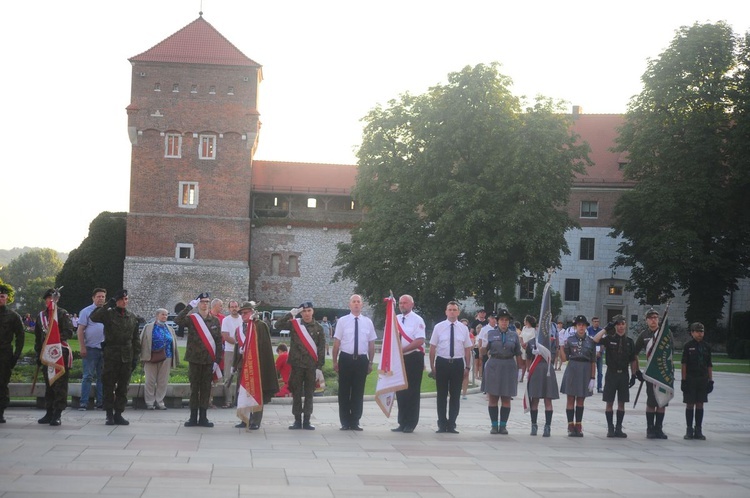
[391, 294, 425, 434]
[34, 288, 75, 426]
[635, 307, 674, 439]
[276, 301, 326, 430]
[176, 292, 223, 428]
[234, 301, 278, 430]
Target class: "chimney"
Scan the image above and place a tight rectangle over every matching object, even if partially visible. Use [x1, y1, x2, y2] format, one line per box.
[572, 105, 583, 119]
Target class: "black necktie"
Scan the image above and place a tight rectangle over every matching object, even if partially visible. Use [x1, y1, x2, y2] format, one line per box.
[402, 315, 405, 324]
[450, 322, 455, 358]
[354, 316, 359, 357]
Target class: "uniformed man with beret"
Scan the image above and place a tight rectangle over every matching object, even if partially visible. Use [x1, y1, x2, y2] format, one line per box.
[0, 283, 24, 423]
[634, 308, 670, 439]
[592, 314, 640, 437]
[34, 288, 75, 426]
[275, 301, 326, 430]
[90, 289, 140, 426]
[176, 292, 223, 428]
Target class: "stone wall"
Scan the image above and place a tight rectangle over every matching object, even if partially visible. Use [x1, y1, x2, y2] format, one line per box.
[249, 225, 356, 309]
[124, 256, 249, 319]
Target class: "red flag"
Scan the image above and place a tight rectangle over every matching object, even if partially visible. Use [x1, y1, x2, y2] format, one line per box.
[236, 321, 263, 425]
[40, 300, 66, 385]
[375, 295, 408, 417]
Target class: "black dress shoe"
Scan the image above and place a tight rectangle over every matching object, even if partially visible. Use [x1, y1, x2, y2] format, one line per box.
[234, 422, 247, 429]
[435, 427, 447, 433]
[447, 428, 460, 434]
[402, 426, 414, 434]
[391, 426, 405, 432]
[340, 425, 350, 431]
[249, 423, 260, 430]
[350, 425, 363, 431]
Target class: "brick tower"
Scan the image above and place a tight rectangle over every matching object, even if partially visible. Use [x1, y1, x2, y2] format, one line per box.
[123, 15, 261, 317]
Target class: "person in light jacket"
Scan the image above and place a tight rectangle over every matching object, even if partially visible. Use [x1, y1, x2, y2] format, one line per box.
[140, 308, 180, 410]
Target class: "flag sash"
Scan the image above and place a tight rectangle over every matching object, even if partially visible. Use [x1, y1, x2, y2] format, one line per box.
[375, 296, 408, 417]
[190, 313, 222, 380]
[40, 303, 66, 385]
[236, 322, 263, 423]
[397, 320, 424, 353]
[523, 353, 544, 413]
[290, 318, 318, 361]
[643, 317, 674, 408]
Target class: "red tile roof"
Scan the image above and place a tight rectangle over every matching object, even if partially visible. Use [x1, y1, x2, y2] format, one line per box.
[130, 16, 261, 68]
[252, 161, 357, 196]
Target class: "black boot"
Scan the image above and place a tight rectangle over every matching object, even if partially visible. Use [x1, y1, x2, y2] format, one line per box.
[113, 411, 130, 426]
[289, 416, 302, 430]
[184, 408, 199, 427]
[614, 424, 627, 438]
[38, 409, 54, 424]
[303, 416, 315, 430]
[607, 423, 616, 438]
[50, 409, 62, 426]
[198, 408, 213, 427]
[684, 426, 694, 440]
[105, 408, 115, 425]
[693, 426, 706, 440]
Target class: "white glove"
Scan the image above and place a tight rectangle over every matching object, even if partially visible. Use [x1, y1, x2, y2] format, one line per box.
[189, 299, 200, 308]
[588, 379, 595, 393]
[289, 307, 301, 317]
[531, 347, 539, 356]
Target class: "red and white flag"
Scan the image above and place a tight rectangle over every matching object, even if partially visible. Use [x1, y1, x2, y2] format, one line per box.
[375, 295, 408, 417]
[236, 321, 263, 425]
[40, 300, 66, 385]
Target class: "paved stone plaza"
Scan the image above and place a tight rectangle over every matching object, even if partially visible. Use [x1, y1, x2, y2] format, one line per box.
[1, 369, 749, 497]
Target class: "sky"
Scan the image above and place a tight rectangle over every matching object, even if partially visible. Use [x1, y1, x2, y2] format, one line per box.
[2, 0, 748, 253]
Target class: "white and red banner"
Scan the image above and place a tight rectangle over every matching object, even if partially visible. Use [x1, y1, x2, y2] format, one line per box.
[523, 281, 554, 413]
[40, 301, 66, 385]
[375, 295, 408, 417]
[236, 320, 263, 425]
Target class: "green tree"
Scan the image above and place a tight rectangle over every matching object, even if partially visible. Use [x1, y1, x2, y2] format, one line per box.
[611, 22, 750, 327]
[0, 248, 63, 289]
[19, 276, 56, 315]
[56, 211, 127, 314]
[334, 63, 590, 321]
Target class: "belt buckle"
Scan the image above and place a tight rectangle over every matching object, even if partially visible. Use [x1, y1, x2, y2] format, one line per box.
[447, 359, 454, 364]
[352, 354, 359, 360]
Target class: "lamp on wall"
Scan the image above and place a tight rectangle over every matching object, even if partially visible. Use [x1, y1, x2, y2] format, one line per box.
[608, 269, 620, 295]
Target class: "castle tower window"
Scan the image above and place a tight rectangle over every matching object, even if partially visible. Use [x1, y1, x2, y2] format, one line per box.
[271, 254, 281, 276]
[172, 83, 179, 93]
[154, 83, 161, 92]
[191, 84, 198, 93]
[179, 182, 199, 208]
[227, 86, 234, 95]
[209, 85, 216, 94]
[176, 243, 194, 259]
[165, 134, 182, 158]
[288, 255, 298, 274]
[199, 135, 216, 160]
[579, 237, 595, 260]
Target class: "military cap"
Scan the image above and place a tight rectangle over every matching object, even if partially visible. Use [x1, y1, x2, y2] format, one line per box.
[690, 322, 705, 332]
[299, 301, 314, 309]
[196, 292, 210, 300]
[612, 314, 626, 324]
[496, 308, 512, 319]
[486, 311, 498, 318]
[573, 314, 589, 326]
[239, 301, 256, 312]
[42, 288, 56, 299]
[114, 289, 128, 301]
[645, 308, 659, 318]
